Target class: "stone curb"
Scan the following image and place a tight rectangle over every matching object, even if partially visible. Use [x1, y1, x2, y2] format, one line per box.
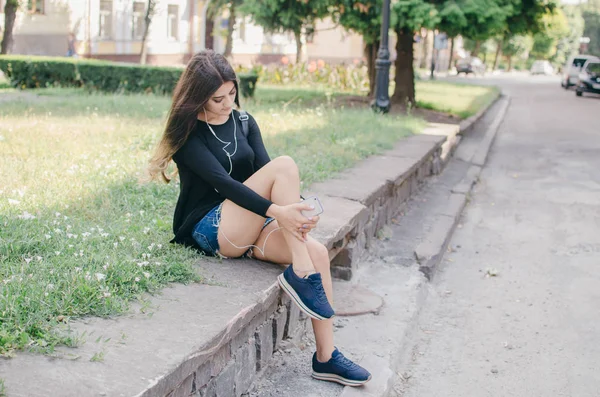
[343, 94, 510, 397]
[414, 95, 510, 280]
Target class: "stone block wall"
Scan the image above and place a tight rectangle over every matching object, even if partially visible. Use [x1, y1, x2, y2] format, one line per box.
[165, 293, 309, 397]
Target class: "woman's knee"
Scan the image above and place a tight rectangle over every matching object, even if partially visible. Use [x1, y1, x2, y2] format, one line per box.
[271, 155, 298, 176]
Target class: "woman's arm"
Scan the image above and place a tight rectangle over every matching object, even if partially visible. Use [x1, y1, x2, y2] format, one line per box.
[246, 114, 271, 170]
[174, 135, 273, 217]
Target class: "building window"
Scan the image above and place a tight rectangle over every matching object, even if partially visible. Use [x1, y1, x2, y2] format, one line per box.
[132, 1, 146, 40]
[27, 0, 44, 14]
[99, 0, 113, 40]
[167, 5, 178, 40]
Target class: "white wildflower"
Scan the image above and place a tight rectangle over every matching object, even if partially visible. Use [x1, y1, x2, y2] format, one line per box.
[8, 199, 20, 206]
[143, 227, 150, 235]
[84, 272, 91, 281]
[119, 236, 125, 242]
[55, 212, 61, 217]
[68, 244, 74, 248]
[82, 232, 91, 238]
[45, 234, 52, 239]
[113, 242, 118, 248]
[103, 292, 111, 298]
[95, 273, 106, 281]
[134, 277, 140, 282]
[143, 272, 150, 279]
[157, 244, 162, 249]
[55, 251, 61, 256]
[36, 256, 42, 262]
[17, 211, 35, 220]
[75, 267, 82, 273]
[100, 233, 109, 238]
[45, 292, 49, 297]
[24, 257, 32, 264]
[47, 284, 54, 290]
[139, 210, 145, 216]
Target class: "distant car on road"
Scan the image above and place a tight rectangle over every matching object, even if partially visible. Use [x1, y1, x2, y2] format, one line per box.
[561, 55, 599, 89]
[530, 60, 554, 75]
[575, 60, 600, 97]
[456, 57, 486, 75]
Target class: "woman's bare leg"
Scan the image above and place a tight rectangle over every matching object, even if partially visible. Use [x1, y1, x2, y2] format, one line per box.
[253, 224, 335, 362]
[217, 156, 314, 273]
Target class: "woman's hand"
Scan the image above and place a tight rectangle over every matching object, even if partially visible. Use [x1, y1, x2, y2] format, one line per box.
[268, 203, 319, 242]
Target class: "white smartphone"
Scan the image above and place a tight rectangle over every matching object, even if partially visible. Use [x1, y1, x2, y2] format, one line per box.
[301, 196, 324, 218]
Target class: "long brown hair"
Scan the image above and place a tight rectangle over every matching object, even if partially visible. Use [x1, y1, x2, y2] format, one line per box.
[148, 50, 240, 182]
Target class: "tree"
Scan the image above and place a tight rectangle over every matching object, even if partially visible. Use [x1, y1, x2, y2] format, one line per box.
[391, 0, 439, 106]
[140, 0, 157, 64]
[502, 35, 533, 70]
[555, 5, 584, 66]
[529, 9, 569, 62]
[331, 1, 382, 97]
[459, 0, 510, 57]
[208, 0, 243, 58]
[1, 0, 20, 55]
[582, 0, 600, 55]
[436, 1, 467, 70]
[241, 0, 330, 63]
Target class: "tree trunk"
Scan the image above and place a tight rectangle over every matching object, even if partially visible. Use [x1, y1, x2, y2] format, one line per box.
[294, 30, 302, 63]
[1, 1, 19, 55]
[447, 37, 455, 72]
[419, 31, 430, 69]
[205, 17, 215, 49]
[507, 55, 513, 71]
[140, 0, 155, 65]
[472, 40, 481, 57]
[365, 41, 379, 98]
[493, 38, 503, 71]
[223, 2, 236, 58]
[392, 28, 416, 108]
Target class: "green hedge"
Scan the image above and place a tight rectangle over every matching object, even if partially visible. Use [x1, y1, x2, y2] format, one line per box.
[0, 55, 182, 94]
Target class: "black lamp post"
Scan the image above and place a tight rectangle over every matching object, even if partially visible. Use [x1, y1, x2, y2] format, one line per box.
[371, 0, 391, 113]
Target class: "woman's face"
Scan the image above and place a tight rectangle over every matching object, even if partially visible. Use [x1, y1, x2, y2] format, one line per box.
[204, 81, 236, 118]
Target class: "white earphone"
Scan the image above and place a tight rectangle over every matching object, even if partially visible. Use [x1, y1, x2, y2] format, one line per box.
[204, 107, 238, 175]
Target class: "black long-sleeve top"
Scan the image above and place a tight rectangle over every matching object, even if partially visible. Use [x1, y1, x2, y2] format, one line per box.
[171, 110, 272, 248]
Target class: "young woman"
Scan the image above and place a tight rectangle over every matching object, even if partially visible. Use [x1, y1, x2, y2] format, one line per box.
[149, 50, 371, 387]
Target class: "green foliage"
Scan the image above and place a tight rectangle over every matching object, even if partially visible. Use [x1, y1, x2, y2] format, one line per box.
[391, 0, 439, 33]
[331, 1, 382, 44]
[459, 0, 510, 42]
[530, 9, 570, 60]
[582, 0, 600, 56]
[437, 0, 467, 38]
[0, 56, 181, 94]
[240, 0, 329, 36]
[238, 72, 259, 98]
[502, 35, 533, 57]
[0, 56, 80, 88]
[243, 62, 371, 93]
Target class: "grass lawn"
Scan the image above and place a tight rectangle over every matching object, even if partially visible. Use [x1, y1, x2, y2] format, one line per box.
[416, 80, 500, 119]
[0, 85, 428, 356]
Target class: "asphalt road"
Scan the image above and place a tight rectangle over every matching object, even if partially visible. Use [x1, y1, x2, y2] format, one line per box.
[395, 75, 600, 397]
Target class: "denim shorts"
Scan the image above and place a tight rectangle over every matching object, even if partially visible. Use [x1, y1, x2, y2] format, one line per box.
[192, 202, 276, 257]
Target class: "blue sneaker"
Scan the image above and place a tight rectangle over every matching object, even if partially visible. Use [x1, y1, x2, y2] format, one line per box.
[312, 348, 372, 386]
[277, 265, 334, 320]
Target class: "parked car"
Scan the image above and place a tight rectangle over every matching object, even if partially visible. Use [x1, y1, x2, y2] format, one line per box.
[561, 55, 600, 89]
[530, 60, 554, 75]
[456, 57, 486, 75]
[575, 60, 600, 97]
